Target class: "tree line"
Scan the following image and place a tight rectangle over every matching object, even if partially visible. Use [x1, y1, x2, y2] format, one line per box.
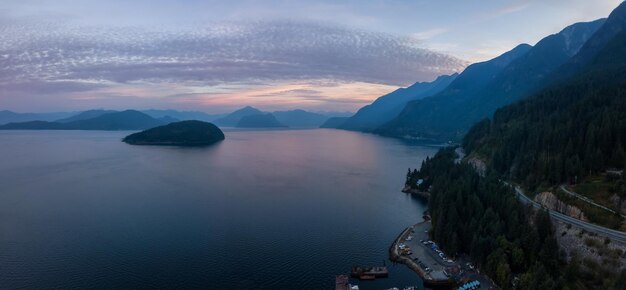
[407, 148, 574, 289]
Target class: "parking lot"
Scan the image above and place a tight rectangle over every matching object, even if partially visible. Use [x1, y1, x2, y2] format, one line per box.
[396, 221, 452, 281]
[395, 221, 496, 289]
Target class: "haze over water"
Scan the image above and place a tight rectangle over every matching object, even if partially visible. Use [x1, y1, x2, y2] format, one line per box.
[0, 129, 436, 289]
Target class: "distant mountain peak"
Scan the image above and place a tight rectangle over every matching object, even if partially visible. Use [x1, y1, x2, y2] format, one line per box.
[55, 109, 118, 123]
[435, 72, 459, 81]
[609, 0, 626, 18]
[236, 113, 286, 128]
[489, 43, 532, 67]
[565, 2, 626, 69]
[213, 106, 265, 127]
[373, 21, 611, 140]
[241, 105, 260, 111]
[559, 18, 606, 56]
[333, 72, 458, 131]
[234, 106, 263, 114]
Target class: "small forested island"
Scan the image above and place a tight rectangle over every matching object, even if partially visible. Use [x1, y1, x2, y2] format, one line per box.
[123, 120, 225, 146]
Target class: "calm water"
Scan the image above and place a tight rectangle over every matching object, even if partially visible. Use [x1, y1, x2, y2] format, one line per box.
[0, 129, 437, 289]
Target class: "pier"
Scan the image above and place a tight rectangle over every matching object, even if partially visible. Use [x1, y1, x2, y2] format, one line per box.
[389, 221, 455, 288]
[390, 221, 497, 289]
[350, 265, 389, 280]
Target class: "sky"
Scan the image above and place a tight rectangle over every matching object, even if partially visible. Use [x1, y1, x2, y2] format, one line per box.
[0, 0, 622, 113]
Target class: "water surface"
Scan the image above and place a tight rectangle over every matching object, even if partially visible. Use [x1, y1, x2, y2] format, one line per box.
[0, 129, 437, 289]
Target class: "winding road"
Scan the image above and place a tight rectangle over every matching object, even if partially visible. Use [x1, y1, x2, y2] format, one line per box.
[511, 185, 626, 243]
[559, 185, 626, 219]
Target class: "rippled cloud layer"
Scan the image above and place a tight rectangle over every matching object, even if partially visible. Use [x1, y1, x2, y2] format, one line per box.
[0, 17, 467, 112]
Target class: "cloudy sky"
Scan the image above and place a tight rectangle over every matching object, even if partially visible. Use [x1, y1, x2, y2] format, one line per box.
[0, 0, 622, 113]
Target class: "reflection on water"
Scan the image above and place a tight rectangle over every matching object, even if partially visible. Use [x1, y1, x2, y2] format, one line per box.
[0, 129, 437, 289]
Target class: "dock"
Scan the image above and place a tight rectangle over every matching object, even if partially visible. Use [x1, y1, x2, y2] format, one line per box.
[350, 265, 389, 280]
[389, 220, 498, 289]
[389, 221, 455, 288]
[335, 275, 349, 290]
[336, 275, 360, 290]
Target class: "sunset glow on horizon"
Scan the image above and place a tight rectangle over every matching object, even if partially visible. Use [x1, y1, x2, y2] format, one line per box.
[1, 0, 621, 113]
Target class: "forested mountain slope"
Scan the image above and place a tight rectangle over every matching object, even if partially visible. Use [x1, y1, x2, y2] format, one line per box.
[462, 27, 626, 189]
[379, 20, 604, 141]
[336, 73, 457, 131]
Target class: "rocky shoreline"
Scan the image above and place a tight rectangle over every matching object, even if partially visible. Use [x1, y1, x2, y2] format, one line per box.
[401, 185, 430, 199]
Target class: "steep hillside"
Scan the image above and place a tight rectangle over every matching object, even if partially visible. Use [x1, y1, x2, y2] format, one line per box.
[462, 4, 626, 188]
[337, 73, 457, 131]
[379, 19, 603, 141]
[377, 44, 532, 140]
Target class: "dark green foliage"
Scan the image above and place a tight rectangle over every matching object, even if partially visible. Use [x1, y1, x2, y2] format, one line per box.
[377, 19, 604, 141]
[376, 44, 532, 141]
[123, 120, 225, 146]
[410, 148, 562, 289]
[425, 12, 626, 288]
[463, 30, 626, 189]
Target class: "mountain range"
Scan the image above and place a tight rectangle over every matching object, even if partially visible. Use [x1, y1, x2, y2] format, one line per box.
[0, 109, 220, 125]
[333, 73, 458, 131]
[237, 113, 287, 128]
[463, 1, 626, 184]
[212, 106, 335, 128]
[0, 110, 75, 125]
[212, 106, 264, 127]
[414, 5, 626, 288]
[325, 16, 608, 141]
[378, 18, 604, 140]
[0, 107, 341, 130]
[0, 110, 168, 130]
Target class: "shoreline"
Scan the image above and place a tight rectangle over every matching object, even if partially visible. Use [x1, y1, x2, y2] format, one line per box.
[389, 221, 455, 288]
[401, 185, 430, 199]
[389, 210, 498, 289]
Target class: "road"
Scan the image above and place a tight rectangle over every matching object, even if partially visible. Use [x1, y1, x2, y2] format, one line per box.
[511, 185, 626, 243]
[559, 185, 626, 219]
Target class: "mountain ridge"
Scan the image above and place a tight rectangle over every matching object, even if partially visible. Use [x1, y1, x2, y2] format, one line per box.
[377, 19, 605, 141]
[0, 110, 165, 130]
[336, 73, 458, 131]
